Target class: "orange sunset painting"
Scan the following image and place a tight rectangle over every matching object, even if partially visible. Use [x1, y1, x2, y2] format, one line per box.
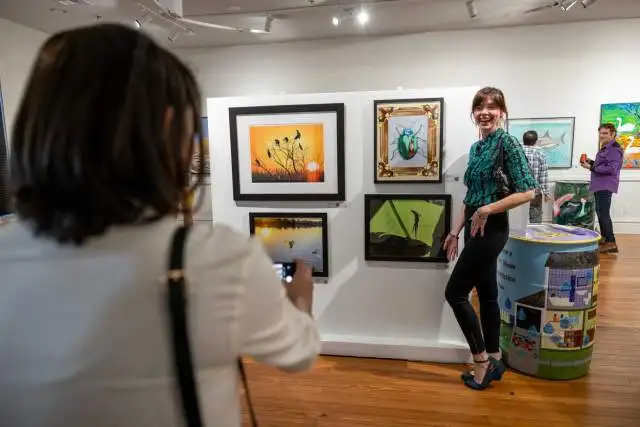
[249, 123, 325, 183]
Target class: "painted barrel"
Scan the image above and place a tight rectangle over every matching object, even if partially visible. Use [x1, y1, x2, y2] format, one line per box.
[497, 224, 600, 380]
[553, 180, 595, 230]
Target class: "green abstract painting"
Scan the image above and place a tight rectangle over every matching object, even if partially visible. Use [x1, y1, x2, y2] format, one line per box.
[364, 194, 451, 262]
[600, 102, 640, 169]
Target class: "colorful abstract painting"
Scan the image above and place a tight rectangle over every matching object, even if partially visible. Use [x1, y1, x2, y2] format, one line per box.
[507, 117, 575, 169]
[600, 102, 640, 169]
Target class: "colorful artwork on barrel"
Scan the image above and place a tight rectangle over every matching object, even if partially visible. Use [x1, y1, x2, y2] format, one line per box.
[552, 181, 595, 230]
[497, 233, 600, 380]
[600, 102, 640, 169]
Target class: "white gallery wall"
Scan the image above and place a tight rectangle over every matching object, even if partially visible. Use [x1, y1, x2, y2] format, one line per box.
[0, 18, 47, 139]
[208, 87, 479, 362]
[181, 18, 640, 232]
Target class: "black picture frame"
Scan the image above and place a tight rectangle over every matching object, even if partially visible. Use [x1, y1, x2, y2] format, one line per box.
[229, 103, 345, 201]
[364, 194, 451, 263]
[249, 212, 329, 277]
[373, 97, 445, 184]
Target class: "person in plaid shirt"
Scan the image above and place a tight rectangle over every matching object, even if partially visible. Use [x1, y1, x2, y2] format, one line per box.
[522, 131, 550, 223]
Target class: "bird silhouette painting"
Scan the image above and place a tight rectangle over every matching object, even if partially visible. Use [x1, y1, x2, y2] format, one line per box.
[367, 197, 448, 261]
[249, 123, 325, 183]
[252, 215, 326, 275]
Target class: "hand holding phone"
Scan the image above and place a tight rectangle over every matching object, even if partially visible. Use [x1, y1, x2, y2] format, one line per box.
[288, 260, 314, 315]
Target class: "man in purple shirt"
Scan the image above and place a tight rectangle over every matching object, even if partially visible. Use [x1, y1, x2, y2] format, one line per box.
[581, 123, 623, 253]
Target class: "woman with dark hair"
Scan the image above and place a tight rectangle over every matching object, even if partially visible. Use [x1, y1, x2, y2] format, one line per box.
[0, 24, 320, 426]
[443, 87, 537, 390]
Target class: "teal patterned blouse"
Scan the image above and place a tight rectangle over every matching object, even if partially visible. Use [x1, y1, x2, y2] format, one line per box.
[463, 128, 538, 207]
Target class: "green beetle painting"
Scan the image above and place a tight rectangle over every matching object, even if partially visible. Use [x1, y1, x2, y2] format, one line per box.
[390, 121, 427, 163]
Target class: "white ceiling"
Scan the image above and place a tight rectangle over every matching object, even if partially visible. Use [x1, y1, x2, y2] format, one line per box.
[0, 0, 639, 49]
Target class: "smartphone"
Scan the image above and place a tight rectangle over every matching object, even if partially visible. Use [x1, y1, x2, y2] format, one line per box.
[272, 262, 297, 284]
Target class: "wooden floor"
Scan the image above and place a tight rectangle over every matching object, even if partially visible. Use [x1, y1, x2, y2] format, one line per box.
[241, 235, 640, 427]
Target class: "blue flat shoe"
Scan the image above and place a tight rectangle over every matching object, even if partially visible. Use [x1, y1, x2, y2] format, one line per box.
[463, 358, 503, 391]
[461, 357, 506, 382]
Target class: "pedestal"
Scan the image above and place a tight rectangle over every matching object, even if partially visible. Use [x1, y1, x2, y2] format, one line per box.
[553, 181, 595, 229]
[497, 224, 600, 380]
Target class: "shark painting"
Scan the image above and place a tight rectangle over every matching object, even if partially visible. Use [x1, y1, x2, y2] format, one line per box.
[507, 117, 575, 169]
[536, 129, 565, 150]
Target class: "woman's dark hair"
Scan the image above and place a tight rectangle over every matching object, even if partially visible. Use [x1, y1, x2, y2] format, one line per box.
[471, 87, 508, 119]
[522, 130, 538, 146]
[10, 23, 203, 245]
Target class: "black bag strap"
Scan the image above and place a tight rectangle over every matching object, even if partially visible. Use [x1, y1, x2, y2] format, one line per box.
[167, 225, 258, 427]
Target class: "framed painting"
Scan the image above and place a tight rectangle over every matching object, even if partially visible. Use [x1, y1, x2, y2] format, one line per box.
[600, 102, 640, 169]
[374, 98, 444, 183]
[364, 194, 451, 263]
[507, 117, 575, 169]
[229, 104, 345, 201]
[190, 117, 211, 184]
[249, 212, 329, 277]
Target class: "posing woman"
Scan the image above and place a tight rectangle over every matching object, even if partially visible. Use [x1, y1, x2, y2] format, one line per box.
[0, 24, 320, 427]
[443, 87, 537, 391]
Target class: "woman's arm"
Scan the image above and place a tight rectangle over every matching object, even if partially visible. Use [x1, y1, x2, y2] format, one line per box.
[485, 189, 535, 214]
[450, 205, 466, 236]
[239, 239, 321, 373]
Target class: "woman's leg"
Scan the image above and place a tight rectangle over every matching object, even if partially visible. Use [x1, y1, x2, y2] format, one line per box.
[445, 240, 486, 356]
[476, 260, 501, 357]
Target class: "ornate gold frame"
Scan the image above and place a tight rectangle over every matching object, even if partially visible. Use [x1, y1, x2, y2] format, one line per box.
[375, 98, 443, 183]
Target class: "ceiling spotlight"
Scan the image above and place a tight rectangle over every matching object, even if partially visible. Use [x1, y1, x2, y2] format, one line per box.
[465, 0, 478, 18]
[134, 19, 142, 29]
[560, 0, 578, 11]
[356, 9, 369, 25]
[581, 0, 598, 7]
[332, 16, 340, 26]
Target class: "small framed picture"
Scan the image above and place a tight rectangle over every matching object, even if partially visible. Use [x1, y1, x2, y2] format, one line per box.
[374, 98, 444, 183]
[364, 194, 451, 262]
[249, 212, 329, 277]
[229, 104, 345, 201]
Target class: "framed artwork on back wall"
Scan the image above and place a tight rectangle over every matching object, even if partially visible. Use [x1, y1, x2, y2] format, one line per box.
[229, 103, 345, 201]
[364, 194, 451, 263]
[249, 212, 329, 277]
[507, 117, 575, 169]
[374, 98, 444, 183]
[600, 102, 640, 169]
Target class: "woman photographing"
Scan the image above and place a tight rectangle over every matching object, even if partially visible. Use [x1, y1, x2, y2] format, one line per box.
[443, 87, 537, 391]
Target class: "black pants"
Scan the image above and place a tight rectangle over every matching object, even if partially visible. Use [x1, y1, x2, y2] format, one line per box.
[445, 206, 509, 355]
[594, 190, 615, 242]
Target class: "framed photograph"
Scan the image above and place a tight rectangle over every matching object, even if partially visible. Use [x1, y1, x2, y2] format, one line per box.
[507, 117, 575, 169]
[190, 117, 211, 183]
[229, 104, 345, 201]
[600, 102, 640, 169]
[249, 212, 329, 277]
[364, 194, 451, 263]
[374, 98, 444, 183]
